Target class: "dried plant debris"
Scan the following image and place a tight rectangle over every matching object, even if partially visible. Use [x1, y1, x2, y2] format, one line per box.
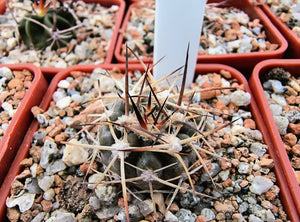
[6, 66, 288, 221]
[0, 67, 33, 141]
[265, 0, 300, 37]
[0, 0, 120, 67]
[262, 67, 300, 185]
[121, 0, 278, 59]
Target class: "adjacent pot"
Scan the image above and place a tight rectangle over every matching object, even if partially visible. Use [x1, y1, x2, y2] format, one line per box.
[249, 59, 300, 218]
[0, 63, 299, 221]
[0, 64, 48, 185]
[114, 0, 288, 77]
[0, 0, 125, 66]
[258, 1, 300, 59]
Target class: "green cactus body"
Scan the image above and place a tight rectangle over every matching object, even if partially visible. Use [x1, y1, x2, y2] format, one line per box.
[18, 7, 76, 50]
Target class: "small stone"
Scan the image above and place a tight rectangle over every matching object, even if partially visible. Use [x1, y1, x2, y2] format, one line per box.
[250, 142, 267, 157]
[249, 176, 274, 195]
[238, 162, 252, 174]
[269, 104, 283, 116]
[176, 209, 197, 222]
[54, 211, 76, 222]
[0, 67, 13, 79]
[271, 94, 287, 106]
[201, 163, 221, 182]
[89, 196, 101, 210]
[283, 133, 297, 146]
[249, 214, 263, 222]
[62, 139, 89, 166]
[95, 184, 117, 206]
[288, 123, 300, 136]
[164, 211, 178, 222]
[214, 200, 235, 213]
[56, 96, 72, 110]
[196, 215, 206, 222]
[6, 192, 35, 213]
[201, 208, 215, 221]
[39, 140, 58, 169]
[57, 79, 70, 89]
[230, 90, 251, 106]
[6, 207, 20, 222]
[41, 200, 53, 213]
[38, 175, 54, 191]
[259, 158, 274, 168]
[43, 188, 55, 201]
[10, 180, 24, 196]
[31, 212, 46, 222]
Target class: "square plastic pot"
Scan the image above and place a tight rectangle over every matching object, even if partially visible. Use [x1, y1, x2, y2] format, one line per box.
[249, 59, 300, 219]
[0, 64, 48, 185]
[114, 0, 287, 77]
[258, 1, 300, 59]
[0, 0, 126, 64]
[0, 63, 299, 221]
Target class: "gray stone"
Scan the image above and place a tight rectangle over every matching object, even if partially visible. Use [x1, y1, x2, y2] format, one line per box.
[249, 143, 267, 157]
[95, 207, 120, 220]
[38, 175, 55, 192]
[176, 209, 197, 222]
[89, 196, 101, 210]
[31, 212, 46, 222]
[46, 159, 66, 174]
[25, 178, 42, 194]
[238, 162, 252, 174]
[40, 140, 58, 169]
[271, 94, 287, 106]
[239, 202, 249, 213]
[201, 163, 221, 182]
[269, 104, 283, 116]
[164, 211, 178, 222]
[249, 214, 264, 222]
[137, 199, 154, 217]
[249, 176, 274, 195]
[95, 184, 117, 206]
[201, 208, 215, 221]
[54, 211, 76, 222]
[273, 116, 289, 135]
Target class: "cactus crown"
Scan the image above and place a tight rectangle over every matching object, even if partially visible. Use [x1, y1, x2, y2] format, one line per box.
[18, 0, 77, 50]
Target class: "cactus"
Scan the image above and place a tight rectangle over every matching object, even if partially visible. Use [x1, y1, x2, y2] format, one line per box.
[63, 47, 238, 221]
[18, 0, 78, 50]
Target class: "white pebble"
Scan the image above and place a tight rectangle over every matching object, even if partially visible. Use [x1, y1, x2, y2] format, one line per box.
[62, 139, 89, 166]
[38, 175, 55, 191]
[271, 94, 287, 106]
[43, 188, 55, 201]
[57, 80, 70, 89]
[249, 176, 274, 195]
[56, 96, 72, 110]
[6, 192, 35, 213]
[230, 90, 251, 107]
[0, 67, 13, 80]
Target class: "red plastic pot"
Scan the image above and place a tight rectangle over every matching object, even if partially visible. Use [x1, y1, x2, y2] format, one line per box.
[0, 63, 299, 221]
[0, 64, 48, 185]
[258, 1, 300, 59]
[114, 0, 287, 77]
[0, 0, 125, 64]
[249, 59, 300, 218]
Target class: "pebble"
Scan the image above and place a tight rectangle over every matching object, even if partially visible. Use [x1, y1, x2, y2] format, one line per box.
[95, 184, 117, 206]
[164, 211, 178, 222]
[62, 139, 89, 166]
[39, 140, 59, 169]
[200, 208, 215, 221]
[6, 192, 35, 213]
[249, 176, 274, 195]
[176, 209, 197, 222]
[54, 211, 76, 222]
[38, 175, 54, 192]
